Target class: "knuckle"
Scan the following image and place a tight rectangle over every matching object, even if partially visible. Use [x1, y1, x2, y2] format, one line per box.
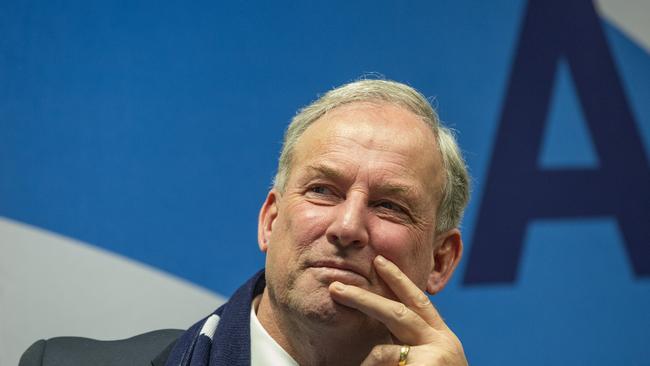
[434, 353, 449, 365]
[393, 267, 405, 278]
[429, 336, 467, 365]
[426, 350, 455, 366]
[347, 286, 369, 303]
[368, 345, 387, 362]
[440, 350, 466, 366]
[412, 292, 431, 309]
[394, 303, 409, 319]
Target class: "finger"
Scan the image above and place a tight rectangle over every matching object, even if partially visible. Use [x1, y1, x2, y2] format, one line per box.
[362, 344, 467, 366]
[374, 255, 447, 330]
[360, 344, 405, 366]
[329, 281, 436, 344]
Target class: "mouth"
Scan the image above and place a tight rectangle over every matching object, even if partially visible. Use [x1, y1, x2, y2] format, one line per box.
[307, 260, 369, 286]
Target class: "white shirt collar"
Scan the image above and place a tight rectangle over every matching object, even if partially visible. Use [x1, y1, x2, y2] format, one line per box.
[250, 295, 299, 366]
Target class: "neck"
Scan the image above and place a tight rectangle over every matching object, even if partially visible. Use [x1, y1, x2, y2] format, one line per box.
[256, 289, 391, 366]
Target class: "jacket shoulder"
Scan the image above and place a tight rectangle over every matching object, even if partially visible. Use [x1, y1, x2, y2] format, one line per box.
[19, 329, 183, 366]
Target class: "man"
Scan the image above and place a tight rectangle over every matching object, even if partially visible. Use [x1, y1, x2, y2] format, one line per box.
[21, 79, 470, 366]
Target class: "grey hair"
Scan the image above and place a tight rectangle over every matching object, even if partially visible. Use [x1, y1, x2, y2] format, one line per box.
[273, 79, 470, 233]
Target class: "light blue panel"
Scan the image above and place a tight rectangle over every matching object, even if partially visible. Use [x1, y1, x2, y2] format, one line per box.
[515, 219, 649, 364]
[538, 59, 600, 168]
[0, 0, 528, 295]
[437, 19, 650, 365]
[1, 2, 649, 365]
[436, 219, 650, 365]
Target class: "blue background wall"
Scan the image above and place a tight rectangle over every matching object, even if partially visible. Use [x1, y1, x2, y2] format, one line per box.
[2, 0, 649, 364]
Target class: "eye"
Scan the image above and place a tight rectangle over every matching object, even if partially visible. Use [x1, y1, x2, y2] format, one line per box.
[374, 200, 414, 223]
[376, 201, 403, 212]
[305, 185, 341, 204]
[308, 185, 333, 195]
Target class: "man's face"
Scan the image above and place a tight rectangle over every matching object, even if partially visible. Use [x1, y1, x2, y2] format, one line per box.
[259, 102, 446, 330]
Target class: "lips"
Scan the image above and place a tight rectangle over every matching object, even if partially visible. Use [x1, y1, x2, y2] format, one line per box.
[307, 260, 370, 285]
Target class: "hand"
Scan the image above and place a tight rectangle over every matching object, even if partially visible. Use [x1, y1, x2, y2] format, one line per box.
[328, 255, 468, 366]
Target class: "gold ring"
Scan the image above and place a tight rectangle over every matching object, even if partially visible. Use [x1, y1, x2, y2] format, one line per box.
[398, 345, 410, 366]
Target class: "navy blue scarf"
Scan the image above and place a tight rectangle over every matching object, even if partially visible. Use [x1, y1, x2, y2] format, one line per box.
[165, 270, 266, 366]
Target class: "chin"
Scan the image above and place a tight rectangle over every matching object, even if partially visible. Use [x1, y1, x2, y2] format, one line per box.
[275, 272, 376, 330]
[292, 290, 368, 329]
[274, 282, 388, 344]
[286, 286, 336, 321]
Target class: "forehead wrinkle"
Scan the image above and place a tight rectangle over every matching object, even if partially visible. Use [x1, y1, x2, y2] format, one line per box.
[303, 162, 349, 181]
[305, 162, 425, 203]
[375, 183, 413, 198]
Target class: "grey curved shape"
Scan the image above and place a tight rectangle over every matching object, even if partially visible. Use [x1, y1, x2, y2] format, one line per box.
[0, 217, 225, 366]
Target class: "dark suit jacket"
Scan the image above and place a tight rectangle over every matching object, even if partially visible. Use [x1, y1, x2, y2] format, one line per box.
[19, 329, 183, 366]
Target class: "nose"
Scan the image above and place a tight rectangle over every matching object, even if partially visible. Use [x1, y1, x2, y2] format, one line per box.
[325, 192, 369, 248]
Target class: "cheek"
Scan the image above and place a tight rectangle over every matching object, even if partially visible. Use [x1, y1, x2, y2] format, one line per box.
[369, 221, 433, 285]
[370, 222, 415, 259]
[276, 201, 331, 249]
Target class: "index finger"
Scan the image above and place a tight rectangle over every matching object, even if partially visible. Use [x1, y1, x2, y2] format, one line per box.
[374, 255, 447, 331]
[328, 281, 437, 345]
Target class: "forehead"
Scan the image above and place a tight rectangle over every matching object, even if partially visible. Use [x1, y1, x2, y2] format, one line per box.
[304, 102, 436, 151]
[291, 102, 444, 194]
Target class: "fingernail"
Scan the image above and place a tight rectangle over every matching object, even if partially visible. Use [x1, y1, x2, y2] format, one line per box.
[375, 255, 387, 265]
[332, 281, 345, 292]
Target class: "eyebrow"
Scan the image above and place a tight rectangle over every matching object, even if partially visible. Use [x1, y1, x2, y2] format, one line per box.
[303, 163, 418, 201]
[376, 184, 414, 198]
[303, 163, 347, 182]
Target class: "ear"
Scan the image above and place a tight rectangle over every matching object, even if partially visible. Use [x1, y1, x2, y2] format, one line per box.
[426, 228, 463, 295]
[258, 190, 279, 253]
